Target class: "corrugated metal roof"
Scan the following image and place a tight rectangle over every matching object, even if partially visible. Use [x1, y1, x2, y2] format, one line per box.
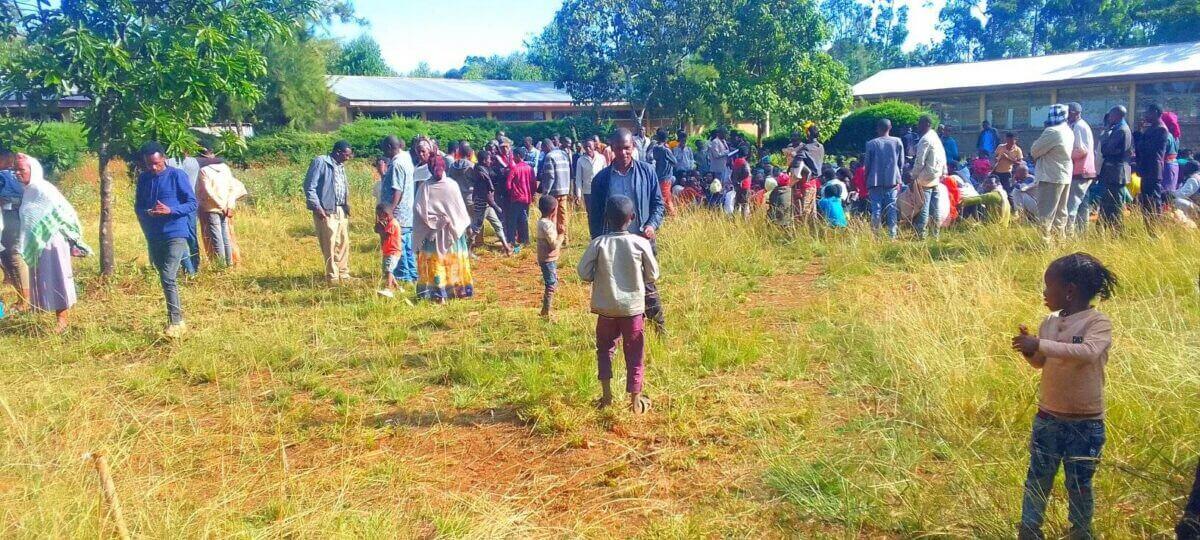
[854, 41, 1200, 99]
[326, 76, 577, 104]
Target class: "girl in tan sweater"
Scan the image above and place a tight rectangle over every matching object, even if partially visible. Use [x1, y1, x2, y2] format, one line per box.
[1012, 252, 1117, 540]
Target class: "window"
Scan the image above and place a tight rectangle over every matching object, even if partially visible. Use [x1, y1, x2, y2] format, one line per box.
[426, 110, 488, 122]
[1137, 80, 1200, 124]
[985, 90, 1052, 131]
[1057, 84, 1130, 127]
[494, 110, 546, 122]
[922, 94, 981, 133]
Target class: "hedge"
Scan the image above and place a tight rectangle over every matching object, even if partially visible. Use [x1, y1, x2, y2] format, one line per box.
[244, 116, 617, 165]
[826, 101, 937, 156]
[14, 122, 88, 177]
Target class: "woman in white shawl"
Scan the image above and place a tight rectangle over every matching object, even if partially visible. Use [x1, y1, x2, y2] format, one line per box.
[412, 155, 473, 302]
[13, 154, 91, 333]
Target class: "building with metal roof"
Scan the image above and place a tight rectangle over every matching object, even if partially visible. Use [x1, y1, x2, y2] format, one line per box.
[327, 76, 630, 123]
[853, 41, 1200, 152]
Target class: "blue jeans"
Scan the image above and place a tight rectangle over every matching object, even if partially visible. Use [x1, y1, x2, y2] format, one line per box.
[1020, 414, 1105, 539]
[1066, 176, 1094, 234]
[393, 227, 417, 283]
[539, 261, 558, 292]
[506, 202, 530, 245]
[914, 187, 940, 239]
[148, 238, 188, 325]
[868, 186, 898, 239]
[183, 215, 200, 275]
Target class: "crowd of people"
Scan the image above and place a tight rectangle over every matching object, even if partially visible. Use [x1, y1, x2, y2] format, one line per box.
[4, 98, 1200, 535]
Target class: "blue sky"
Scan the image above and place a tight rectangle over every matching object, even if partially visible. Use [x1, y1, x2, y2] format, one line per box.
[334, 0, 945, 74]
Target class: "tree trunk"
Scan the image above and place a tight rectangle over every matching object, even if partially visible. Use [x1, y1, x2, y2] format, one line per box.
[98, 144, 115, 277]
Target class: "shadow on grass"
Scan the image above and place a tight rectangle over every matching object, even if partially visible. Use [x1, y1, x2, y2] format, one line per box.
[370, 406, 531, 429]
[243, 274, 332, 292]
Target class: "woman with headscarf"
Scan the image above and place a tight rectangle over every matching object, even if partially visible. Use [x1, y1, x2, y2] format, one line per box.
[1162, 111, 1182, 192]
[412, 155, 474, 302]
[13, 154, 91, 333]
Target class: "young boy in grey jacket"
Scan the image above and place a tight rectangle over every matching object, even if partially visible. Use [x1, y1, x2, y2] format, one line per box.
[577, 195, 660, 414]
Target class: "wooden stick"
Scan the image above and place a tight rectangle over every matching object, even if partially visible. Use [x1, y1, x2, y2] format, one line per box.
[86, 452, 131, 540]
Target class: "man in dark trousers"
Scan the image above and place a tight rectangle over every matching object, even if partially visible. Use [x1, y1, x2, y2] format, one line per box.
[1096, 106, 1133, 228]
[1135, 103, 1170, 231]
[587, 128, 667, 333]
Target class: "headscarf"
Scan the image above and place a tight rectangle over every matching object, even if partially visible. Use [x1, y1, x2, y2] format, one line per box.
[1045, 104, 1068, 126]
[16, 154, 92, 267]
[412, 155, 471, 255]
[1163, 111, 1182, 139]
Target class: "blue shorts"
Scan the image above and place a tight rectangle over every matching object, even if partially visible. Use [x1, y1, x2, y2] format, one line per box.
[382, 254, 400, 278]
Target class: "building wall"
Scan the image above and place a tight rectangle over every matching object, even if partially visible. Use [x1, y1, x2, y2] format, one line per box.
[897, 76, 1200, 158]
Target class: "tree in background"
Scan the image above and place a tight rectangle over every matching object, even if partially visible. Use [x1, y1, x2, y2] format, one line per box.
[531, 0, 727, 126]
[924, 0, 1200, 64]
[443, 52, 546, 81]
[0, 0, 319, 276]
[706, 0, 853, 142]
[407, 61, 441, 78]
[328, 35, 396, 77]
[821, 0, 911, 83]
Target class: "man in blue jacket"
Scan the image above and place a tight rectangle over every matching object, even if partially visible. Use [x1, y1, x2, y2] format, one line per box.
[304, 140, 354, 283]
[136, 141, 197, 339]
[587, 128, 667, 332]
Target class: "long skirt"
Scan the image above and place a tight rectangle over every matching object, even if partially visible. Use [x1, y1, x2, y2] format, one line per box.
[31, 234, 77, 312]
[416, 235, 474, 301]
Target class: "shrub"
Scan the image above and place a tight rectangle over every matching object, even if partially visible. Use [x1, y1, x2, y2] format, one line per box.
[826, 101, 936, 156]
[244, 130, 337, 165]
[16, 122, 88, 177]
[242, 116, 619, 165]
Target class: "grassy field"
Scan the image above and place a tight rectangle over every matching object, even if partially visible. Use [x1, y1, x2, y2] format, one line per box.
[2, 158, 1199, 538]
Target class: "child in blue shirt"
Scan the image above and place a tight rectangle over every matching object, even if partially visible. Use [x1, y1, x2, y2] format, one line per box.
[817, 184, 848, 228]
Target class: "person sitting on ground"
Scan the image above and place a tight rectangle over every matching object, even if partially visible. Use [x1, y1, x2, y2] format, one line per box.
[816, 183, 848, 229]
[1011, 252, 1116, 540]
[828, 168, 851, 203]
[537, 195, 564, 318]
[767, 173, 794, 227]
[960, 175, 1011, 226]
[577, 195, 660, 415]
[374, 203, 403, 298]
[970, 150, 992, 185]
[1172, 161, 1200, 221]
[1010, 161, 1039, 222]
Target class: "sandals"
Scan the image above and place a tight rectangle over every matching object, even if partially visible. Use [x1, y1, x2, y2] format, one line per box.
[632, 395, 652, 415]
[594, 396, 613, 410]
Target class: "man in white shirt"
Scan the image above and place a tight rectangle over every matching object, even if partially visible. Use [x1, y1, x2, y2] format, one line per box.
[911, 115, 947, 239]
[1031, 104, 1076, 242]
[574, 138, 609, 209]
[1066, 102, 1096, 234]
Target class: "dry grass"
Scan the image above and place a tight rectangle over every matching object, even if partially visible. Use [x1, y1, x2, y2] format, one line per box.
[0, 158, 1198, 538]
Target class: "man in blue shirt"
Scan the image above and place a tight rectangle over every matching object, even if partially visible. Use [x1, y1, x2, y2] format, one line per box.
[379, 136, 416, 284]
[135, 141, 198, 339]
[0, 146, 28, 309]
[977, 121, 1000, 155]
[587, 128, 667, 333]
[940, 125, 960, 165]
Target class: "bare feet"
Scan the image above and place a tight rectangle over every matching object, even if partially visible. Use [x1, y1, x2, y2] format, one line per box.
[595, 395, 613, 410]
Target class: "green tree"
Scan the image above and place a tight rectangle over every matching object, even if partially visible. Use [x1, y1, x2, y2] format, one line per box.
[407, 61, 441, 78]
[444, 53, 546, 81]
[328, 35, 396, 76]
[532, 0, 727, 125]
[706, 0, 853, 142]
[926, 0, 1200, 64]
[0, 0, 318, 275]
[821, 0, 911, 82]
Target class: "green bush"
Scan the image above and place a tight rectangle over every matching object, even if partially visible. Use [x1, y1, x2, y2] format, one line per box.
[826, 101, 936, 156]
[16, 122, 88, 177]
[245, 130, 337, 165]
[243, 116, 618, 165]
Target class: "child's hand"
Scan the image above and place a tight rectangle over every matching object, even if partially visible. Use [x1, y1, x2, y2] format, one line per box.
[1011, 324, 1039, 358]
